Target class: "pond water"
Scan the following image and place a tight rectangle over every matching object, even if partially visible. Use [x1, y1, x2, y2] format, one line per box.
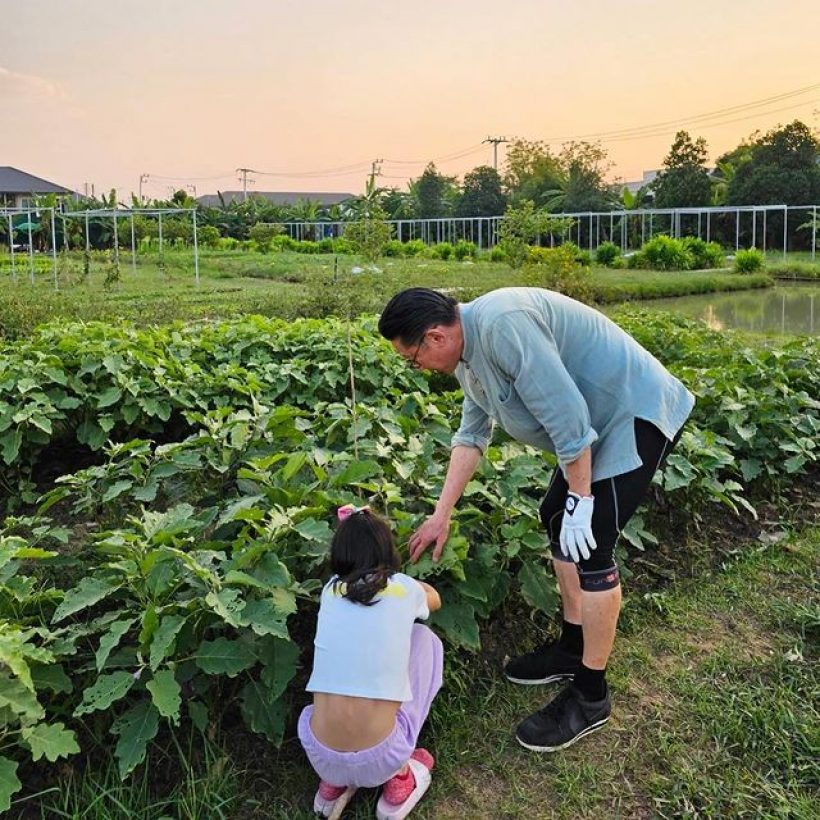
[641, 283, 820, 336]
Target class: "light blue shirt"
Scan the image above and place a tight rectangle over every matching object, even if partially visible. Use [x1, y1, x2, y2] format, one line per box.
[452, 288, 695, 482]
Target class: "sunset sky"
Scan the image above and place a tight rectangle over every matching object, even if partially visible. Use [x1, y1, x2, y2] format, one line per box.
[2, 0, 818, 200]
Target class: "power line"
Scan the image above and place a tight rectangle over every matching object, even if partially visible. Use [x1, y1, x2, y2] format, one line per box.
[543, 82, 820, 143]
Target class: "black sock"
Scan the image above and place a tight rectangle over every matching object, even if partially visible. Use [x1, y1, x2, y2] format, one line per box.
[557, 620, 583, 655]
[573, 663, 607, 701]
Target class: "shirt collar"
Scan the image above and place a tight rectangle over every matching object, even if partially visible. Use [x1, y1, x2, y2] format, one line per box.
[458, 302, 475, 364]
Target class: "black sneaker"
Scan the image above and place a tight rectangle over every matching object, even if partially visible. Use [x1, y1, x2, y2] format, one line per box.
[515, 684, 611, 752]
[504, 641, 581, 685]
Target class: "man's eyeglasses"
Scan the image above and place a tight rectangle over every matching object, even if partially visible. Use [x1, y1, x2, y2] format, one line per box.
[406, 337, 426, 369]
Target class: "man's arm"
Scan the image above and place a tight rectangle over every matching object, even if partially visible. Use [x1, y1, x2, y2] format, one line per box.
[408, 444, 482, 562]
[564, 447, 592, 496]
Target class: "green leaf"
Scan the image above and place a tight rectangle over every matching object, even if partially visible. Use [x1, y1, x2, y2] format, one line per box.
[429, 602, 480, 650]
[96, 619, 135, 672]
[0, 756, 21, 813]
[331, 459, 381, 487]
[188, 700, 208, 733]
[0, 674, 45, 720]
[239, 599, 290, 639]
[258, 636, 299, 699]
[239, 678, 287, 744]
[52, 576, 120, 623]
[111, 700, 160, 780]
[280, 451, 308, 481]
[102, 480, 133, 503]
[21, 721, 80, 762]
[294, 517, 331, 542]
[518, 560, 558, 614]
[0, 429, 22, 465]
[149, 615, 186, 671]
[74, 671, 135, 716]
[30, 663, 73, 694]
[205, 588, 246, 627]
[97, 386, 122, 408]
[194, 637, 256, 677]
[146, 670, 181, 724]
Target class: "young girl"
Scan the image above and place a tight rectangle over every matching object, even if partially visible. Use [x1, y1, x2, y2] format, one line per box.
[298, 504, 443, 820]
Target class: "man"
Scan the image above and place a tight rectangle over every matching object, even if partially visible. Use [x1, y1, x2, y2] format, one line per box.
[378, 287, 694, 751]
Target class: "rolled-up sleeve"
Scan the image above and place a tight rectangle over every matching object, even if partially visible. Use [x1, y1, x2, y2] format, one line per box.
[451, 394, 493, 453]
[489, 313, 598, 464]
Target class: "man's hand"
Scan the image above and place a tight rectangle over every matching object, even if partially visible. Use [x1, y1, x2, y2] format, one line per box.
[559, 492, 597, 562]
[408, 511, 452, 563]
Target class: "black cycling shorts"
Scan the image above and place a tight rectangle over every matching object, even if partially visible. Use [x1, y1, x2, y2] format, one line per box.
[540, 418, 682, 586]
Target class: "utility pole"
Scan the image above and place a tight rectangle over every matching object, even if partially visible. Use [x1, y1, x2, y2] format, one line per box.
[483, 136, 509, 171]
[368, 159, 383, 194]
[139, 173, 149, 204]
[236, 168, 255, 201]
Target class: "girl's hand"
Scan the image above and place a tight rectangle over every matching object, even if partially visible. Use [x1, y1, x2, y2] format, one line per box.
[408, 512, 451, 563]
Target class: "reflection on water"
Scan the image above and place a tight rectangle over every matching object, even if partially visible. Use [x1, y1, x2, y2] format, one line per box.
[647, 284, 820, 335]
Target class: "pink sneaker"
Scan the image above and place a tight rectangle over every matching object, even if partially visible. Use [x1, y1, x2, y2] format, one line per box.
[376, 753, 434, 820]
[313, 782, 356, 818]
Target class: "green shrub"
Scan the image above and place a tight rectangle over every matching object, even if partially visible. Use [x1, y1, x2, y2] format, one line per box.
[295, 240, 320, 254]
[248, 223, 283, 253]
[382, 240, 406, 258]
[332, 237, 354, 255]
[197, 225, 221, 249]
[402, 239, 426, 257]
[489, 246, 506, 262]
[636, 235, 695, 271]
[317, 238, 335, 253]
[219, 237, 241, 251]
[271, 235, 297, 252]
[734, 248, 765, 273]
[681, 237, 725, 269]
[453, 240, 478, 261]
[766, 261, 820, 280]
[431, 242, 453, 260]
[595, 241, 622, 267]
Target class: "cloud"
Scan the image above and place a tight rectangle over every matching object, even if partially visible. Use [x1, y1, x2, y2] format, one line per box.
[0, 65, 66, 99]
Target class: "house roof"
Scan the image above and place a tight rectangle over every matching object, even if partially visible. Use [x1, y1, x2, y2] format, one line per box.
[0, 166, 72, 195]
[196, 190, 355, 208]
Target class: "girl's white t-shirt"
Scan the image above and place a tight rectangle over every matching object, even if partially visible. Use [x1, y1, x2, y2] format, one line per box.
[306, 572, 429, 703]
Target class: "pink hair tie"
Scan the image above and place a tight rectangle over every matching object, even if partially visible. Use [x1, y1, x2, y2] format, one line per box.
[337, 504, 370, 522]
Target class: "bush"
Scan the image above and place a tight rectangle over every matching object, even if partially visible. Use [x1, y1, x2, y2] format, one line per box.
[681, 237, 725, 270]
[197, 225, 221, 249]
[595, 241, 621, 267]
[382, 240, 406, 258]
[734, 248, 765, 273]
[402, 239, 426, 257]
[332, 238, 354, 255]
[490, 246, 506, 262]
[635, 235, 695, 271]
[316, 238, 335, 253]
[430, 242, 453, 260]
[766, 261, 820, 280]
[219, 237, 241, 251]
[453, 240, 478, 261]
[248, 223, 283, 253]
[523, 245, 593, 303]
[271, 235, 297, 252]
[295, 240, 321, 254]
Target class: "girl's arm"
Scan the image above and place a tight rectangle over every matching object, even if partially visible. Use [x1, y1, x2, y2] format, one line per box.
[418, 581, 442, 613]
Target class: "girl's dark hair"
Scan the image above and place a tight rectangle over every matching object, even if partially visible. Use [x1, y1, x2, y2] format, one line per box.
[330, 509, 401, 605]
[378, 287, 459, 346]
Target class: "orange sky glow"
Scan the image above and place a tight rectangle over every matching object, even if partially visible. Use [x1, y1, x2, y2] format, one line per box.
[2, 0, 818, 200]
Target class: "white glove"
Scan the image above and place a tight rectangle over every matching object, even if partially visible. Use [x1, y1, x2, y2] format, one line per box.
[559, 492, 597, 563]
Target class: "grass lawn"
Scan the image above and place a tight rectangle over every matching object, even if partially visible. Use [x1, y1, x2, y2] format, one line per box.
[0, 249, 772, 339]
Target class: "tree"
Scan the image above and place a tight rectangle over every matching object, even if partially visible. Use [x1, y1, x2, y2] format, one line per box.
[541, 142, 617, 213]
[651, 131, 712, 208]
[456, 165, 506, 217]
[503, 139, 564, 206]
[728, 120, 820, 205]
[410, 163, 458, 219]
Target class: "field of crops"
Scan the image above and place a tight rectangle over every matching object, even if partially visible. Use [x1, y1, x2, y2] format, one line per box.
[1, 298, 818, 812]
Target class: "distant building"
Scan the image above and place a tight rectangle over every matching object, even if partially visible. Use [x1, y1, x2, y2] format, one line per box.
[621, 170, 660, 196]
[0, 166, 73, 209]
[196, 191, 355, 209]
